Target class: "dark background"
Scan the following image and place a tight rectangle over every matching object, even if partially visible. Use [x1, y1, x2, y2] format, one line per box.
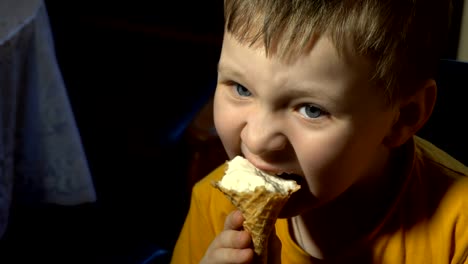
[2, 0, 466, 263]
[3, 1, 226, 263]
[43, 1, 225, 263]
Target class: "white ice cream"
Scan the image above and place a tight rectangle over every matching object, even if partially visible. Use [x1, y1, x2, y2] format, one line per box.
[219, 156, 299, 194]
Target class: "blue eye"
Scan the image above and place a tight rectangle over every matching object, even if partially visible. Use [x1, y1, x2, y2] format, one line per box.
[298, 105, 324, 119]
[235, 83, 252, 97]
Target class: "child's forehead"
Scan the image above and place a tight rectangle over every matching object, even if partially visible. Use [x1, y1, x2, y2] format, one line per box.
[221, 31, 374, 87]
[224, 29, 362, 67]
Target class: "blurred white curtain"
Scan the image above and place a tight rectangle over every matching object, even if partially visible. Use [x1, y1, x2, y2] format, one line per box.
[0, 0, 96, 238]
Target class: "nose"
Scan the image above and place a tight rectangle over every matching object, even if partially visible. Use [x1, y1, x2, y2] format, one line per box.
[241, 109, 287, 155]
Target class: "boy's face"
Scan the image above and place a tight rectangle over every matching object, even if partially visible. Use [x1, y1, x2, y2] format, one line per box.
[214, 33, 400, 214]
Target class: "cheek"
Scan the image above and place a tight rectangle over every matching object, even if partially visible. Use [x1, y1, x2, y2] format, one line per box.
[213, 91, 240, 159]
[294, 126, 381, 200]
[296, 132, 350, 175]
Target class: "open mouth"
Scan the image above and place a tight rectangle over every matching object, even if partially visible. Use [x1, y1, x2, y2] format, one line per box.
[276, 172, 304, 183]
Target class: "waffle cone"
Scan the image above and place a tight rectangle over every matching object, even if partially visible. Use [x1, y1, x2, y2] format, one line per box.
[213, 182, 299, 261]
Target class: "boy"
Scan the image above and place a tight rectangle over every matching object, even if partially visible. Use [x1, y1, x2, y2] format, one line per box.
[172, 0, 468, 263]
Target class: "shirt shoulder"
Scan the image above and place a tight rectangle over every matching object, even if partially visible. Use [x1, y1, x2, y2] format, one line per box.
[372, 137, 468, 263]
[190, 162, 237, 230]
[414, 136, 468, 177]
[191, 162, 230, 205]
[171, 162, 236, 264]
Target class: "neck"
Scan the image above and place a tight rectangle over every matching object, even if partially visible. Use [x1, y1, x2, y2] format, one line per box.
[292, 144, 409, 259]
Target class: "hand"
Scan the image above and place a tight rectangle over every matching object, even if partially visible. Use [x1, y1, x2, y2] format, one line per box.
[200, 210, 255, 264]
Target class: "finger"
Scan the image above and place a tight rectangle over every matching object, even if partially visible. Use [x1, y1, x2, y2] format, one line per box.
[210, 247, 254, 264]
[212, 229, 252, 249]
[224, 210, 245, 230]
[202, 230, 253, 264]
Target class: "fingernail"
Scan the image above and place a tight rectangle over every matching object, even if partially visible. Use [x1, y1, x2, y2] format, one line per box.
[235, 210, 244, 220]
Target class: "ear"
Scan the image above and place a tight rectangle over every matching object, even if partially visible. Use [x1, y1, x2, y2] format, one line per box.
[383, 79, 437, 148]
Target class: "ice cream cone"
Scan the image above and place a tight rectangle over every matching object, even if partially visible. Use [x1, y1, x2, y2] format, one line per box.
[214, 183, 299, 262]
[212, 156, 300, 262]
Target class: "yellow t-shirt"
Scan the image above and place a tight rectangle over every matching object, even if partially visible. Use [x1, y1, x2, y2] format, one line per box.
[171, 137, 468, 264]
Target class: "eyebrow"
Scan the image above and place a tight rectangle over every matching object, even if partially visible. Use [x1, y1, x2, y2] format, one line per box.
[218, 61, 339, 107]
[284, 89, 316, 98]
[217, 62, 245, 81]
[290, 84, 341, 103]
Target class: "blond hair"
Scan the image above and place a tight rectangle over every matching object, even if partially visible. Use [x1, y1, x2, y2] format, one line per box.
[224, 0, 453, 104]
